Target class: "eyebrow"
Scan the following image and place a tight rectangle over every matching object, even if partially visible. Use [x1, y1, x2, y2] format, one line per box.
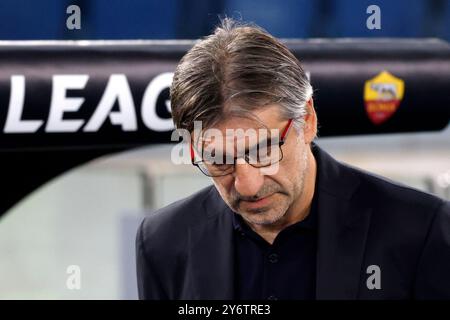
[195, 122, 287, 159]
[206, 136, 275, 158]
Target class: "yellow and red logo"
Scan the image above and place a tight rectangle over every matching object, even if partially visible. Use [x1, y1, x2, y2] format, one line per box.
[364, 71, 404, 125]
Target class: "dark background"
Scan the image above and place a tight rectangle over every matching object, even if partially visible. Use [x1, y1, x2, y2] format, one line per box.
[0, 0, 449, 41]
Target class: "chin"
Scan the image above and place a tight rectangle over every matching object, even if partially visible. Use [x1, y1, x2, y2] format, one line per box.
[242, 207, 287, 226]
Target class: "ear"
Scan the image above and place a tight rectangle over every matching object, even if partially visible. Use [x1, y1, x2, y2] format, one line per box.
[303, 98, 317, 144]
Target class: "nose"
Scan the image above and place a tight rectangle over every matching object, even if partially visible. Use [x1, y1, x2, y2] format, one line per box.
[233, 162, 265, 197]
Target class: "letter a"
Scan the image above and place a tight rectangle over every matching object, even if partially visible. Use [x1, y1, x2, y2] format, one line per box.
[366, 265, 381, 290]
[366, 5, 381, 30]
[66, 265, 81, 290]
[66, 5, 81, 30]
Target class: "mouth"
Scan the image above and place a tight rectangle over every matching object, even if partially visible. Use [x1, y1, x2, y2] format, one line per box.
[240, 194, 274, 210]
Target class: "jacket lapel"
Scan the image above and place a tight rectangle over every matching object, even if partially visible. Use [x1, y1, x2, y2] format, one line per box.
[313, 144, 373, 299]
[186, 188, 235, 299]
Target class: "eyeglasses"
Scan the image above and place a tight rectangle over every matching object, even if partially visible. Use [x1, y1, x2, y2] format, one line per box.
[190, 119, 294, 177]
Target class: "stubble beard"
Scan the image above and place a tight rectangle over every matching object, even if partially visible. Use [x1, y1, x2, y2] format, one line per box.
[239, 146, 310, 226]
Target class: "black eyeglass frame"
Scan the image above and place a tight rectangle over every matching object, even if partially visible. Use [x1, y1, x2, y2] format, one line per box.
[190, 119, 294, 177]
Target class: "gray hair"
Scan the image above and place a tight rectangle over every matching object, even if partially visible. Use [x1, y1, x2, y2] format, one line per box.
[170, 17, 314, 133]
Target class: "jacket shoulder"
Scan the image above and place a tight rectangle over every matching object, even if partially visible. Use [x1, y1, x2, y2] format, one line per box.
[340, 162, 447, 232]
[137, 185, 216, 250]
[346, 162, 444, 210]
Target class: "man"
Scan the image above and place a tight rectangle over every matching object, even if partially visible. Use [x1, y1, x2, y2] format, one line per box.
[136, 19, 450, 300]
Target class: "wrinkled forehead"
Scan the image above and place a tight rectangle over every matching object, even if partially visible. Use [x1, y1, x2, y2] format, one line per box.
[192, 104, 286, 148]
[195, 118, 282, 151]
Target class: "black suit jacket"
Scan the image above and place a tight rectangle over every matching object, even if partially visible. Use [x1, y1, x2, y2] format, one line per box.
[136, 144, 450, 299]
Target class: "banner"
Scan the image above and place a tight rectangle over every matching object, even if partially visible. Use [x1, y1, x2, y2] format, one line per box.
[0, 39, 449, 215]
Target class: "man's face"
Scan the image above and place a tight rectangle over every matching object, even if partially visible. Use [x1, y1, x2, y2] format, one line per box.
[206, 103, 316, 226]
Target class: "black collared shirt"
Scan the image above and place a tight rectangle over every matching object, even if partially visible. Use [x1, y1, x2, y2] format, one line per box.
[232, 193, 318, 300]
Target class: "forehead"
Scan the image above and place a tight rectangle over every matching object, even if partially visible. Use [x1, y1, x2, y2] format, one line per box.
[197, 105, 284, 147]
[214, 104, 283, 132]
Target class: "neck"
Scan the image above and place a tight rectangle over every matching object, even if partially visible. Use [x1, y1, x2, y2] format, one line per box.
[251, 147, 317, 244]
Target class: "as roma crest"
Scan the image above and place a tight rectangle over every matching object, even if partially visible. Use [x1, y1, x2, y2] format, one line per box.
[364, 71, 405, 125]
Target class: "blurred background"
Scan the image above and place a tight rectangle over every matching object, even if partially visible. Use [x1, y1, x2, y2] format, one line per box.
[0, 0, 450, 40]
[0, 0, 449, 299]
